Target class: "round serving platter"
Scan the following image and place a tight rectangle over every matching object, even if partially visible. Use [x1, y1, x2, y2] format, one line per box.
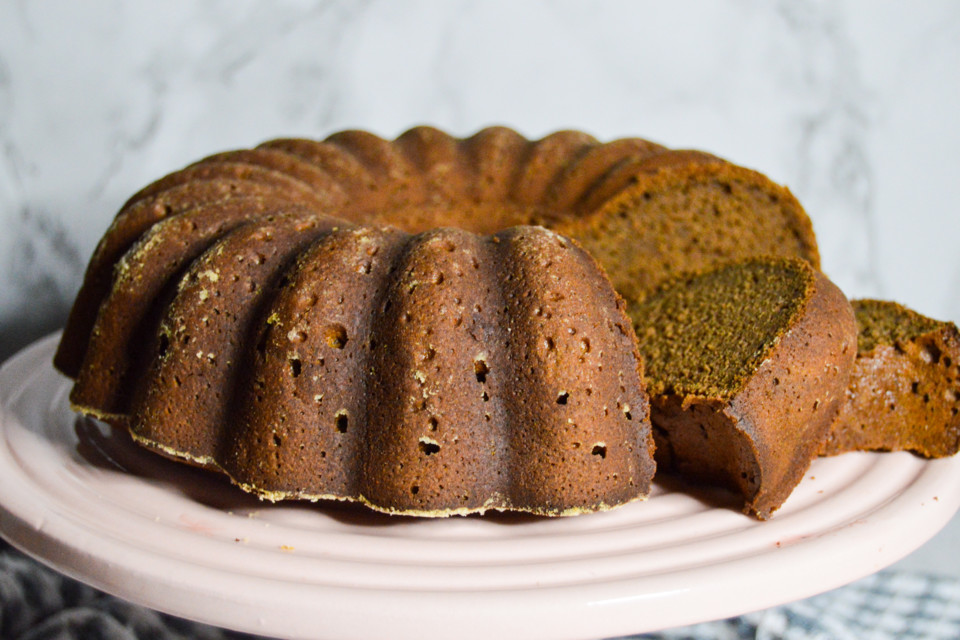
[2, 333, 959, 640]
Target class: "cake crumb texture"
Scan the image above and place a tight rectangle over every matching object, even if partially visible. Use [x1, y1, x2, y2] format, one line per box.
[633, 258, 857, 519]
[820, 299, 960, 458]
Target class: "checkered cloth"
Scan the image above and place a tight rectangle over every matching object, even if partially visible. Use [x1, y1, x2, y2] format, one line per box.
[2, 538, 959, 640]
[639, 571, 960, 640]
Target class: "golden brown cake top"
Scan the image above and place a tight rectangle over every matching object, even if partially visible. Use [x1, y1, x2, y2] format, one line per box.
[55, 126, 821, 380]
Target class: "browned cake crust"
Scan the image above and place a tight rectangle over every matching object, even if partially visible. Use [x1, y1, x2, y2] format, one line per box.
[64, 207, 654, 516]
[634, 258, 857, 519]
[55, 126, 822, 517]
[820, 299, 960, 458]
[55, 181, 315, 377]
[55, 127, 819, 379]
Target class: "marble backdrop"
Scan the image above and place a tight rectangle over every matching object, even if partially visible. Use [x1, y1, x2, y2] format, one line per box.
[1, 0, 958, 360]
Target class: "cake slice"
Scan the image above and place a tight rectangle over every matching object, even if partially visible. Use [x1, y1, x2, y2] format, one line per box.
[553, 153, 821, 309]
[632, 257, 857, 519]
[819, 299, 960, 458]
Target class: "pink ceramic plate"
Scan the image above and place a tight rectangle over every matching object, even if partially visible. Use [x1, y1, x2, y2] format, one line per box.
[2, 334, 960, 640]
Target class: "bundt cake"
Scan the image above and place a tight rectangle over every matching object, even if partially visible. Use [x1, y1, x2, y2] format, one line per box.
[59, 203, 654, 516]
[53, 126, 820, 377]
[54, 125, 827, 518]
[820, 299, 960, 458]
[632, 258, 857, 519]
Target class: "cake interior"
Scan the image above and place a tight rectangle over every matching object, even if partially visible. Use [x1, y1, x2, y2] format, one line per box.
[854, 299, 943, 353]
[633, 258, 814, 399]
[570, 176, 815, 305]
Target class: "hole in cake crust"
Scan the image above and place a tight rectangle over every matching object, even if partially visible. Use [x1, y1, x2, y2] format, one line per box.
[289, 357, 302, 378]
[474, 358, 489, 384]
[556, 391, 569, 405]
[335, 410, 349, 433]
[157, 334, 169, 358]
[325, 324, 348, 349]
[922, 344, 942, 364]
[410, 485, 420, 495]
[418, 438, 441, 456]
[591, 444, 607, 459]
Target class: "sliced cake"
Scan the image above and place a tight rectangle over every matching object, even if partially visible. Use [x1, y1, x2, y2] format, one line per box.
[820, 299, 960, 458]
[632, 257, 857, 519]
[552, 153, 821, 309]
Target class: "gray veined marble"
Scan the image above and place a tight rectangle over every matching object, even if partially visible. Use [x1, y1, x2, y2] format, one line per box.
[1, 0, 958, 347]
